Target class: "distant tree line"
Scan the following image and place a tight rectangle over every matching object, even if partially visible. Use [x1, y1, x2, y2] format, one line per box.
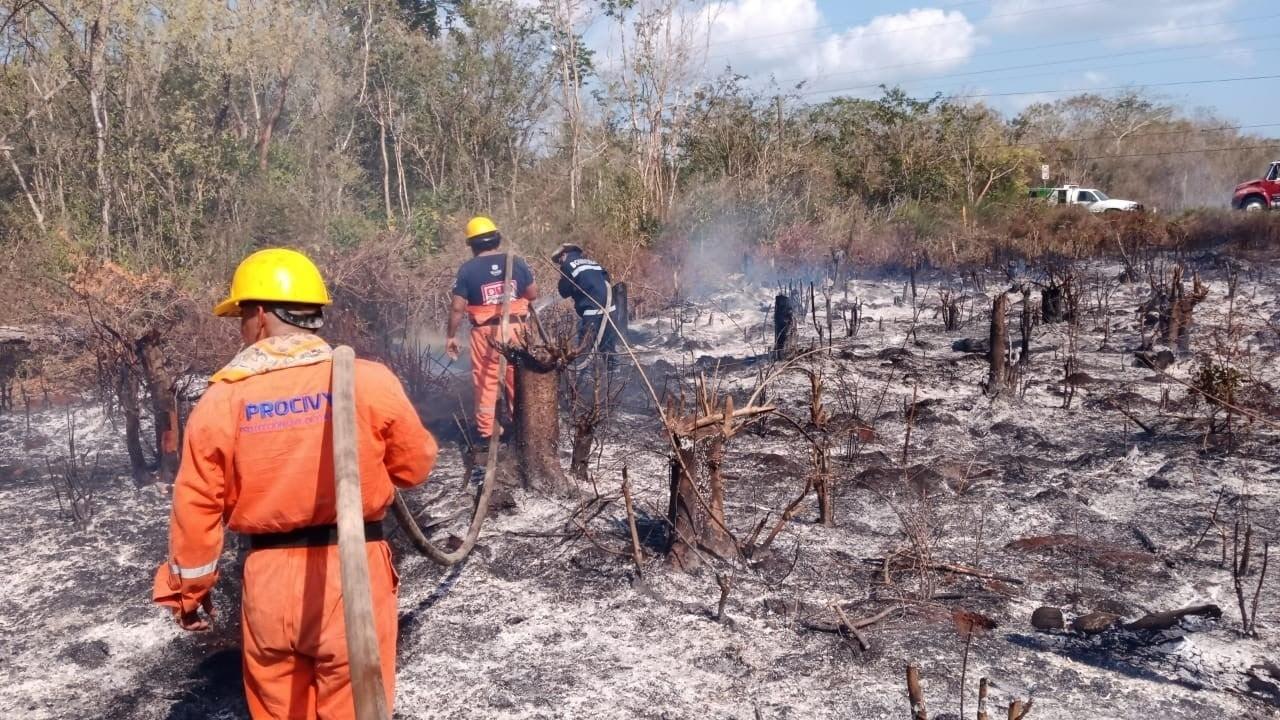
[0, 0, 1272, 276]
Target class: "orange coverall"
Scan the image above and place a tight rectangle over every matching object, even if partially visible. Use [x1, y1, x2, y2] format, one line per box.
[153, 348, 437, 719]
[468, 299, 529, 439]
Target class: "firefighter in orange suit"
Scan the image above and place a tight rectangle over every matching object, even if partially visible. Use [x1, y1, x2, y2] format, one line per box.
[445, 217, 538, 444]
[152, 248, 438, 719]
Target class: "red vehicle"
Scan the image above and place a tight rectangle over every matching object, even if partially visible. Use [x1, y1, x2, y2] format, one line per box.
[1232, 161, 1280, 211]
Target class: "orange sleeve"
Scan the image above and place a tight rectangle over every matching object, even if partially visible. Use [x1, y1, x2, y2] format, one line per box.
[371, 364, 437, 489]
[152, 385, 234, 614]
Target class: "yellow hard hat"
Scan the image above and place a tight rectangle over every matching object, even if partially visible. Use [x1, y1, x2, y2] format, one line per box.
[465, 216, 499, 242]
[213, 248, 332, 317]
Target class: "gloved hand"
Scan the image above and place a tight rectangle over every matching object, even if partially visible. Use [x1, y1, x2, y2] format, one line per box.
[174, 593, 216, 632]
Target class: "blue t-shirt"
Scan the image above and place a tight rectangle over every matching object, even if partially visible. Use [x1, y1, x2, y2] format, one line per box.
[452, 253, 534, 305]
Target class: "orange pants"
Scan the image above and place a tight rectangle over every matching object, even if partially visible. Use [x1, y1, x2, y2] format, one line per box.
[469, 321, 524, 439]
[240, 541, 399, 720]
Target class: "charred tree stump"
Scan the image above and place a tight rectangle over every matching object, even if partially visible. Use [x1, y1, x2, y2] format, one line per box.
[1165, 267, 1208, 351]
[906, 665, 928, 720]
[664, 392, 775, 571]
[1019, 285, 1033, 367]
[978, 678, 990, 720]
[139, 335, 179, 483]
[1041, 284, 1066, 323]
[813, 444, 833, 527]
[667, 443, 733, 570]
[612, 281, 630, 341]
[940, 291, 961, 332]
[569, 421, 594, 483]
[802, 367, 834, 527]
[514, 358, 571, 494]
[117, 365, 148, 482]
[985, 292, 1009, 397]
[773, 294, 796, 360]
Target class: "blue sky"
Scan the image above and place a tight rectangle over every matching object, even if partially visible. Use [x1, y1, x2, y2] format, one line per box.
[588, 0, 1279, 137]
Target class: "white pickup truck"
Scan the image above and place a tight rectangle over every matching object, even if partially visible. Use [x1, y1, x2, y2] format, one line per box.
[1030, 185, 1143, 213]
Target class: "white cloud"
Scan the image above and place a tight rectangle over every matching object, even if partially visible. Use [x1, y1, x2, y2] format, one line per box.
[587, 1, 980, 96]
[695, 1, 979, 91]
[702, 0, 822, 66]
[801, 9, 978, 82]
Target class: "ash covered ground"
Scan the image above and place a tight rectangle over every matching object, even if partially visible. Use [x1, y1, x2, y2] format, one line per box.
[2, 257, 1279, 719]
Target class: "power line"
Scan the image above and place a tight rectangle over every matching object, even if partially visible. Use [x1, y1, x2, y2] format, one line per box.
[885, 45, 1278, 102]
[773, 26, 1278, 90]
[1074, 143, 1279, 161]
[950, 74, 1280, 100]
[983, 123, 1280, 151]
[801, 73, 1280, 100]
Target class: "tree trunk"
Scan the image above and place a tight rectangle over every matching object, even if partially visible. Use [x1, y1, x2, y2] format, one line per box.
[986, 293, 1008, 397]
[256, 68, 291, 172]
[612, 282, 630, 341]
[88, 0, 115, 250]
[514, 361, 570, 494]
[570, 420, 594, 483]
[138, 337, 179, 483]
[814, 444, 833, 527]
[1019, 286, 1033, 366]
[1041, 284, 1065, 323]
[666, 440, 734, 571]
[117, 365, 147, 482]
[773, 294, 795, 360]
[3, 148, 46, 232]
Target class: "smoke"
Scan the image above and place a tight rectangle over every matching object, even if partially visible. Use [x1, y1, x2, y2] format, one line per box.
[668, 188, 834, 298]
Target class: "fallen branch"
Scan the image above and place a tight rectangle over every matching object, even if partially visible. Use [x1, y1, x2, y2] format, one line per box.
[1111, 401, 1158, 436]
[1124, 603, 1222, 631]
[803, 604, 897, 634]
[753, 477, 812, 555]
[831, 604, 872, 651]
[864, 558, 1025, 586]
[671, 404, 777, 435]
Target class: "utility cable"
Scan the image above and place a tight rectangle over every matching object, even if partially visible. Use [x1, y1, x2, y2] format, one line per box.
[981, 123, 1280, 152]
[783, 31, 1278, 94]
[753, 13, 1280, 86]
[795, 73, 1280, 101]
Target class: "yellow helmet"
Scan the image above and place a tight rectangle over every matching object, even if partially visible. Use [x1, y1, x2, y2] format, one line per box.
[213, 248, 332, 317]
[465, 216, 499, 243]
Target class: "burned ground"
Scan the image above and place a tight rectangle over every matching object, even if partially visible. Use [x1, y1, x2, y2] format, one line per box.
[1, 256, 1278, 719]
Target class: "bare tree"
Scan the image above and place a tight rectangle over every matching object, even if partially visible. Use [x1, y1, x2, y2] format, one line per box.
[602, 0, 709, 220]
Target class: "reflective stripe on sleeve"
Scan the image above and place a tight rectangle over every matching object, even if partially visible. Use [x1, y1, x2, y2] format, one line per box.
[582, 305, 617, 317]
[169, 559, 218, 580]
[570, 262, 603, 278]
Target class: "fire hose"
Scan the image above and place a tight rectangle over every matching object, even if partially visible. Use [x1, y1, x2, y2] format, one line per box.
[389, 247, 516, 565]
[331, 345, 391, 720]
[589, 282, 613, 355]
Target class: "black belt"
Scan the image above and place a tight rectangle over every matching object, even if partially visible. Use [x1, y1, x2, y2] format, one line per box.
[474, 314, 526, 327]
[247, 521, 385, 550]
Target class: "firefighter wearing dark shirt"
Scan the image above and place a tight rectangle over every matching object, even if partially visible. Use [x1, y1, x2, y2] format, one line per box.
[551, 243, 616, 358]
[446, 217, 538, 441]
